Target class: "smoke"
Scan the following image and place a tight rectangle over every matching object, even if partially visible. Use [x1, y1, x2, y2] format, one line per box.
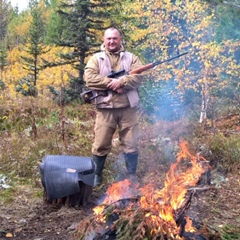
[140, 78, 187, 121]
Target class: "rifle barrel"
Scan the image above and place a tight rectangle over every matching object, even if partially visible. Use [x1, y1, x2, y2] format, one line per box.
[128, 52, 188, 75]
[152, 52, 188, 67]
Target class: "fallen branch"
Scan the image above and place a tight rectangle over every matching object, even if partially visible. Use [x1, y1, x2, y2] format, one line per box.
[188, 186, 214, 191]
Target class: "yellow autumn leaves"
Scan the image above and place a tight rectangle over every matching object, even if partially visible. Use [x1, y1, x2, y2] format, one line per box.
[4, 46, 75, 97]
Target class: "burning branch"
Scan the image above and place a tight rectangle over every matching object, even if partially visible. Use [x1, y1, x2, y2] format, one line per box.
[72, 141, 213, 240]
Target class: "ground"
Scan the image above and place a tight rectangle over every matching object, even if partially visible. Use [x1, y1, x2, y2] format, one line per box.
[0, 120, 239, 240]
[0, 170, 239, 240]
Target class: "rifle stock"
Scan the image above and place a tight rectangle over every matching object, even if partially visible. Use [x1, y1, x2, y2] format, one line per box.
[129, 63, 154, 75]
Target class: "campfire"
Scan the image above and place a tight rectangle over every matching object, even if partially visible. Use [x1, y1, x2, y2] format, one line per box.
[73, 141, 214, 240]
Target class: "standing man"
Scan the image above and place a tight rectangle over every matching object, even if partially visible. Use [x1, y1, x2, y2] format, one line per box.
[84, 27, 144, 186]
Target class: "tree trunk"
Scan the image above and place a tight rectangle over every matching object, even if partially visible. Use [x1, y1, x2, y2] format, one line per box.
[199, 82, 209, 123]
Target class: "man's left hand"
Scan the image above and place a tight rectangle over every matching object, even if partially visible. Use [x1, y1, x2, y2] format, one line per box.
[107, 78, 122, 91]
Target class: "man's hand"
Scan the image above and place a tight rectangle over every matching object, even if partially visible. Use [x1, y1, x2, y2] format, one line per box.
[115, 88, 124, 94]
[107, 78, 122, 91]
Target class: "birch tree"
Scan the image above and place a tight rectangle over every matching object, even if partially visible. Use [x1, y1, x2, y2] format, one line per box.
[137, 0, 239, 123]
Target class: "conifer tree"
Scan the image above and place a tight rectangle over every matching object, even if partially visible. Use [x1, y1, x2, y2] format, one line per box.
[0, 0, 12, 41]
[0, 41, 7, 90]
[46, 0, 124, 104]
[16, 0, 49, 96]
[0, 0, 12, 88]
[0, 41, 7, 78]
[45, 0, 63, 44]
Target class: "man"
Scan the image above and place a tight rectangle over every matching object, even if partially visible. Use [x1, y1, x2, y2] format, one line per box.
[84, 27, 144, 186]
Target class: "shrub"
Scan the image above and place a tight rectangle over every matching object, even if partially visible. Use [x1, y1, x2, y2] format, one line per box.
[207, 133, 240, 173]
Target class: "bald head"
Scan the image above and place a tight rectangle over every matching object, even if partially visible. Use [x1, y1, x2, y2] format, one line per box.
[103, 27, 122, 52]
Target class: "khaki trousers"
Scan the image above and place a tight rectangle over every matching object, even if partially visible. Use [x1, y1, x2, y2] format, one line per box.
[92, 107, 139, 156]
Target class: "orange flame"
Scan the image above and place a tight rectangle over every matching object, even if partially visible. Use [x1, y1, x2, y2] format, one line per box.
[103, 179, 134, 204]
[93, 140, 208, 237]
[185, 216, 196, 233]
[93, 179, 139, 215]
[138, 141, 207, 230]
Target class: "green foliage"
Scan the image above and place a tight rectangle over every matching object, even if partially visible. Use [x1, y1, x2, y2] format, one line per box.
[0, 42, 8, 73]
[0, 174, 42, 204]
[0, 182, 15, 203]
[16, 76, 37, 96]
[48, 0, 126, 99]
[0, 137, 42, 177]
[215, 74, 240, 111]
[0, 79, 5, 90]
[28, 1, 46, 52]
[115, 210, 150, 240]
[139, 79, 159, 116]
[0, 0, 13, 41]
[7, 8, 29, 46]
[19, 0, 48, 97]
[140, 78, 185, 121]
[206, 133, 240, 173]
[49, 77, 84, 105]
[220, 224, 240, 240]
[215, 4, 240, 41]
[45, 0, 65, 44]
[0, 104, 34, 132]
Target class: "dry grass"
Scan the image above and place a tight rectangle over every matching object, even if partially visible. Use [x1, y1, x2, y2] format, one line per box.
[0, 94, 239, 239]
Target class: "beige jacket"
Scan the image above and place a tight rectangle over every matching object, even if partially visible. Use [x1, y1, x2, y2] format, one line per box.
[84, 44, 143, 108]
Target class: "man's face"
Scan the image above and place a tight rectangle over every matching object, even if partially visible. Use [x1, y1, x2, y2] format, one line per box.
[103, 29, 122, 52]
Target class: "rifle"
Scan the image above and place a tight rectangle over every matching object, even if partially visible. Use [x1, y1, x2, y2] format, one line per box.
[81, 52, 188, 103]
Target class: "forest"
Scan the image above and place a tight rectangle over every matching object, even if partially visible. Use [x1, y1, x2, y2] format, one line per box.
[0, 0, 239, 239]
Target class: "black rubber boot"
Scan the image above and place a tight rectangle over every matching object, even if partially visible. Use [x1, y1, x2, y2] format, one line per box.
[92, 155, 107, 186]
[124, 153, 138, 174]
